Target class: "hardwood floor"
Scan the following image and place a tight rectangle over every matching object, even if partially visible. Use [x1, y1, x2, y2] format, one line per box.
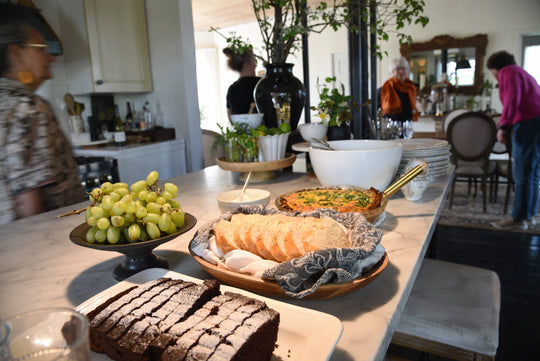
[386, 224, 540, 361]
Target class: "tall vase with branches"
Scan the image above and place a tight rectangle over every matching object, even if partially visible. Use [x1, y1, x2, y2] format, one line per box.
[212, 0, 429, 132]
[213, 0, 429, 65]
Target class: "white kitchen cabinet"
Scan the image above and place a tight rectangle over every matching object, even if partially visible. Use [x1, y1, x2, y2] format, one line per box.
[63, 0, 153, 94]
[73, 139, 187, 185]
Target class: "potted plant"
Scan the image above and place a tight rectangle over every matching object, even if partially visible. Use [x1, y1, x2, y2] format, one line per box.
[311, 76, 358, 140]
[216, 122, 291, 162]
[217, 123, 260, 162]
[213, 1, 428, 131]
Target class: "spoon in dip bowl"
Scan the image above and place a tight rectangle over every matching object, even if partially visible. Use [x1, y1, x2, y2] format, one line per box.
[232, 170, 253, 202]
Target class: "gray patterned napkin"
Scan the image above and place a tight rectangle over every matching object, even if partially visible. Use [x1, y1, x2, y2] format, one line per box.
[190, 205, 383, 298]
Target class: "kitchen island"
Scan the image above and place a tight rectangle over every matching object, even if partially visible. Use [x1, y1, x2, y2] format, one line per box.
[0, 165, 452, 361]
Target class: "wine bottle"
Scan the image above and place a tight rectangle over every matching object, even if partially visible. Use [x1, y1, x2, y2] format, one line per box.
[125, 102, 133, 131]
[113, 104, 126, 146]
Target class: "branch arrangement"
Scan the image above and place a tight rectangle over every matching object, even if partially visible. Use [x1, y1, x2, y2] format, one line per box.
[212, 0, 429, 64]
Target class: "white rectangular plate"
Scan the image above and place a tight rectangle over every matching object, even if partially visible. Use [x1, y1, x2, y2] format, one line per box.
[77, 268, 343, 361]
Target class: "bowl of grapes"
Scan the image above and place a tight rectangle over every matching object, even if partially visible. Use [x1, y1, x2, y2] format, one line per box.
[68, 171, 197, 281]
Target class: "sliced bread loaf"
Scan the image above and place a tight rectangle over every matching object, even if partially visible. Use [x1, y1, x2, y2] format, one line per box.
[213, 214, 350, 262]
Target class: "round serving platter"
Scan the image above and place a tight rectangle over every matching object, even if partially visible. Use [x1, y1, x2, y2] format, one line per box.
[69, 213, 197, 281]
[188, 242, 388, 300]
[216, 153, 297, 182]
[275, 186, 388, 223]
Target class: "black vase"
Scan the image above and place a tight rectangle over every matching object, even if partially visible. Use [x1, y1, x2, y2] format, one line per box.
[326, 123, 351, 141]
[254, 63, 306, 131]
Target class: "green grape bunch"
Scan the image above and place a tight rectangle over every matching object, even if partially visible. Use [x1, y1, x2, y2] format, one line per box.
[84, 171, 185, 245]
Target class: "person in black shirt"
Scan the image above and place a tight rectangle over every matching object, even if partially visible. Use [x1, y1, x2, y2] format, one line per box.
[223, 47, 260, 122]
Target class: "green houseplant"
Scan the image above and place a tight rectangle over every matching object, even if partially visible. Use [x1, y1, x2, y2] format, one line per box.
[311, 76, 359, 140]
[312, 76, 358, 127]
[215, 122, 291, 162]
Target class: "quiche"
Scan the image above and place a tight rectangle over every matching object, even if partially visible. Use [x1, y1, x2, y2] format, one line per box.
[277, 187, 384, 213]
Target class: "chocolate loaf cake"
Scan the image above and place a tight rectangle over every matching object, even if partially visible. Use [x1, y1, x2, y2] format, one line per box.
[86, 277, 279, 361]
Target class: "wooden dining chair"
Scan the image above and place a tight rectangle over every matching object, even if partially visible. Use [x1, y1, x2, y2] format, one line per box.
[442, 108, 469, 132]
[202, 129, 225, 168]
[391, 258, 501, 361]
[447, 112, 497, 212]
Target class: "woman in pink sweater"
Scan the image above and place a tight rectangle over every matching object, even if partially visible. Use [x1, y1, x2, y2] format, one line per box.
[487, 51, 540, 230]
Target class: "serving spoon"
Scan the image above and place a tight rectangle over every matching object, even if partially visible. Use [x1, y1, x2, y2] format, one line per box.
[383, 162, 428, 198]
[232, 170, 253, 202]
[309, 138, 335, 150]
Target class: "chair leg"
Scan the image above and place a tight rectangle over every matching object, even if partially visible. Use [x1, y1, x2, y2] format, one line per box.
[490, 174, 497, 203]
[482, 177, 487, 213]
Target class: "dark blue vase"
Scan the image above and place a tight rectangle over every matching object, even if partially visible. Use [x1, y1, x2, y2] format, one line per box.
[254, 63, 306, 131]
[326, 123, 351, 141]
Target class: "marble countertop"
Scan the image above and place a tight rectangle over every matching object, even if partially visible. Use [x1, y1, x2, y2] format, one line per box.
[0, 166, 452, 361]
[73, 138, 185, 158]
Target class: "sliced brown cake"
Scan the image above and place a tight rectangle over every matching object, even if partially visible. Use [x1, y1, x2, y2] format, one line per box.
[85, 278, 279, 361]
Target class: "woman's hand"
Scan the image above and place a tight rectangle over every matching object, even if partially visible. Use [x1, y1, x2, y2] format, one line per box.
[497, 129, 509, 144]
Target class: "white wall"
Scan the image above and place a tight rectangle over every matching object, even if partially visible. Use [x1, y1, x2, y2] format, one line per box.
[195, 0, 540, 123]
[33, 0, 203, 172]
[29, 0, 540, 175]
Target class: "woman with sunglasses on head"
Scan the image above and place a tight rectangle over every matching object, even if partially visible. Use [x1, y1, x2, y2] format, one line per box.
[487, 50, 540, 230]
[0, 21, 84, 225]
[380, 56, 419, 138]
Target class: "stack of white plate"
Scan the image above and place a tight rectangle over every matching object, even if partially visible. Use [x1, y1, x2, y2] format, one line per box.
[391, 138, 452, 179]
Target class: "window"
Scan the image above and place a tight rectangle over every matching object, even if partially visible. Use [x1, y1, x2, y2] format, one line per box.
[522, 35, 540, 84]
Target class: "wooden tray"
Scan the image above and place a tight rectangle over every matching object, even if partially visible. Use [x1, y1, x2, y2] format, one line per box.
[189, 247, 388, 300]
[216, 153, 297, 182]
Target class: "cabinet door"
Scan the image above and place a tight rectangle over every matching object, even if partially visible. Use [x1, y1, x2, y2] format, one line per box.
[84, 0, 153, 92]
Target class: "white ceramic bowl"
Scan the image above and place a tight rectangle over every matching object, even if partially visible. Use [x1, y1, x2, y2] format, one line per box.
[298, 122, 328, 142]
[309, 139, 403, 191]
[230, 114, 264, 129]
[217, 188, 271, 213]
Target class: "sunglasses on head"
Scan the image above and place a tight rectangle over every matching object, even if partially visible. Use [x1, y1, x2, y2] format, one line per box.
[20, 43, 52, 54]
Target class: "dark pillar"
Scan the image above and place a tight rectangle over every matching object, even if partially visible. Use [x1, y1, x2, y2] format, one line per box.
[300, 2, 311, 123]
[348, 0, 370, 139]
[369, 0, 378, 133]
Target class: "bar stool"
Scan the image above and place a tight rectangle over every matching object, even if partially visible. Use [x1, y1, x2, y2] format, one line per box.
[391, 258, 500, 361]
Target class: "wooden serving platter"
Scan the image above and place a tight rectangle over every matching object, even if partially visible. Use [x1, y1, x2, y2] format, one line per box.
[189, 250, 388, 300]
[216, 153, 297, 182]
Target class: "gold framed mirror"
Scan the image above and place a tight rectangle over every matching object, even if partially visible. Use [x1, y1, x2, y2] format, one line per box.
[400, 34, 488, 95]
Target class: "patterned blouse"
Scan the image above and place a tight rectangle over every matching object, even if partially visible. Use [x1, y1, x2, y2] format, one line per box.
[0, 78, 85, 225]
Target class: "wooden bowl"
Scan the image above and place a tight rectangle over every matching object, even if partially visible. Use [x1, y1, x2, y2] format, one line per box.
[189, 242, 388, 300]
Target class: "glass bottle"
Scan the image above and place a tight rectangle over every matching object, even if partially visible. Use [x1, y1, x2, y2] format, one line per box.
[125, 102, 133, 131]
[143, 100, 154, 130]
[113, 104, 126, 146]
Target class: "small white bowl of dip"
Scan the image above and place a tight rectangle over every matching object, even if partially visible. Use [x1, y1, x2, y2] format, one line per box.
[217, 188, 271, 213]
